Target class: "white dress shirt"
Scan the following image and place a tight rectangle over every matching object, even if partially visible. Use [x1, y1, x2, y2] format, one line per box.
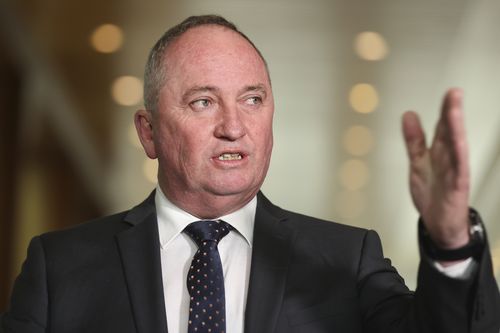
[155, 186, 473, 333]
[155, 187, 255, 333]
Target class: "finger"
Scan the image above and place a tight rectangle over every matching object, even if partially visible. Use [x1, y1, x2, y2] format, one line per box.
[444, 88, 466, 147]
[438, 89, 468, 157]
[432, 88, 469, 187]
[402, 111, 427, 162]
[434, 88, 464, 141]
[445, 88, 470, 181]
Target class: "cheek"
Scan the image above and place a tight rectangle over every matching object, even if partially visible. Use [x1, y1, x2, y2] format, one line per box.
[154, 123, 185, 165]
[176, 126, 212, 165]
[255, 119, 274, 153]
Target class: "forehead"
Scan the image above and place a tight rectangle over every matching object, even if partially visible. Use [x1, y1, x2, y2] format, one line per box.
[163, 25, 269, 89]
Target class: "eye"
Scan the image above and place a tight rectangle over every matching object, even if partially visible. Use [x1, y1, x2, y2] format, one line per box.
[245, 96, 262, 105]
[190, 98, 212, 110]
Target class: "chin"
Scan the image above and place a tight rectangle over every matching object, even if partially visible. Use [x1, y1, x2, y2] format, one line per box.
[207, 179, 259, 198]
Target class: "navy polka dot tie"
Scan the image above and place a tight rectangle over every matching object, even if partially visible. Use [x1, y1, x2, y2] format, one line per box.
[184, 220, 231, 333]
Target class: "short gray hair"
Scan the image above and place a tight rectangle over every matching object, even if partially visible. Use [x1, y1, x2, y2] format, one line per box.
[143, 14, 269, 112]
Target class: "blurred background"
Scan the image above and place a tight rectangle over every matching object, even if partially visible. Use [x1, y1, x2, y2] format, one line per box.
[1, 0, 499, 311]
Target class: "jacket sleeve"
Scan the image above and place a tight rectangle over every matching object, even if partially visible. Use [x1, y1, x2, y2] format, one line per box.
[357, 228, 500, 333]
[415, 231, 500, 333]
[1, 237, 48, 333]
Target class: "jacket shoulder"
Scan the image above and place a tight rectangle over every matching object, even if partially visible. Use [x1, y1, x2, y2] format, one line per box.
[39, 191, 156, 245]
[259, 192, 370, 237]
[31, 210, 142, 269]
[40, 210, 131, 244]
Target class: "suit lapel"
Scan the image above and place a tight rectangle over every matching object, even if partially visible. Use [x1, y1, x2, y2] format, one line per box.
[116, 192, 168, 333]
[245, 193, 295, 333]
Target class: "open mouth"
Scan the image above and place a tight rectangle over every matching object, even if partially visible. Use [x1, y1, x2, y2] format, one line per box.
[217, 153, 243, 161]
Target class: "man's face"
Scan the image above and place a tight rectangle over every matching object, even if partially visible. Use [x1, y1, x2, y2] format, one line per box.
[137, 25, 274, 217]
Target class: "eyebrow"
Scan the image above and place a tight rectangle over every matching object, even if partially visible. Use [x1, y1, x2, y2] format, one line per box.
[238, 84, 268, 98]
[181, 86, 219, 103]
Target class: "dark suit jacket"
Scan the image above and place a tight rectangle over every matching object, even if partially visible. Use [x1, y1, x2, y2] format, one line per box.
[2, 192, 499, 332]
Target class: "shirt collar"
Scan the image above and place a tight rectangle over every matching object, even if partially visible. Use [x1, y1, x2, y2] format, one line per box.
[155, 186, 256, 249]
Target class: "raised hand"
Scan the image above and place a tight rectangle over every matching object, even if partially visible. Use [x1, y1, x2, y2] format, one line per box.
[402, 88, 470, 250]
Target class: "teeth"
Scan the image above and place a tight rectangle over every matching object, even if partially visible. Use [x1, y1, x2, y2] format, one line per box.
[218, 153, 242, 161]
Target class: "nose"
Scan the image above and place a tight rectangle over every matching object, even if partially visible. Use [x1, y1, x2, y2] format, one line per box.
[214, 105, 246, 141]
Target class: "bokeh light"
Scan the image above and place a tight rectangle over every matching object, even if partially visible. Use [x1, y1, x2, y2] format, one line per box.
[90, 24, 124, 54]
[349, 83, 379, 114]
[339, 159, 370, 190]
[343, 125, 374, 156]
[354, 31, 388, 61]
[111, 76, 143, 106]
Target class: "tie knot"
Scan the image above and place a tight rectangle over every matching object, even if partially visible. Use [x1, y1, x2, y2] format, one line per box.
[184, 220, 231, 246]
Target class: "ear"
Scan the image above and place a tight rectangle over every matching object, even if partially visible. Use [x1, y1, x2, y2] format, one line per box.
[134, 109, 157, 159]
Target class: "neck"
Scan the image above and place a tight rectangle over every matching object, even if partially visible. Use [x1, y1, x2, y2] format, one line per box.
[158, 185, 258, 219]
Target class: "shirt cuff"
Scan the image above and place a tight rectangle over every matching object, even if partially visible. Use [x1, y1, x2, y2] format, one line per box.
[433, 257, 477, 280]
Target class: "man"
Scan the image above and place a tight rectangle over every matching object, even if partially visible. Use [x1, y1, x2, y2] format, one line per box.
[2, 14, 499, 333]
